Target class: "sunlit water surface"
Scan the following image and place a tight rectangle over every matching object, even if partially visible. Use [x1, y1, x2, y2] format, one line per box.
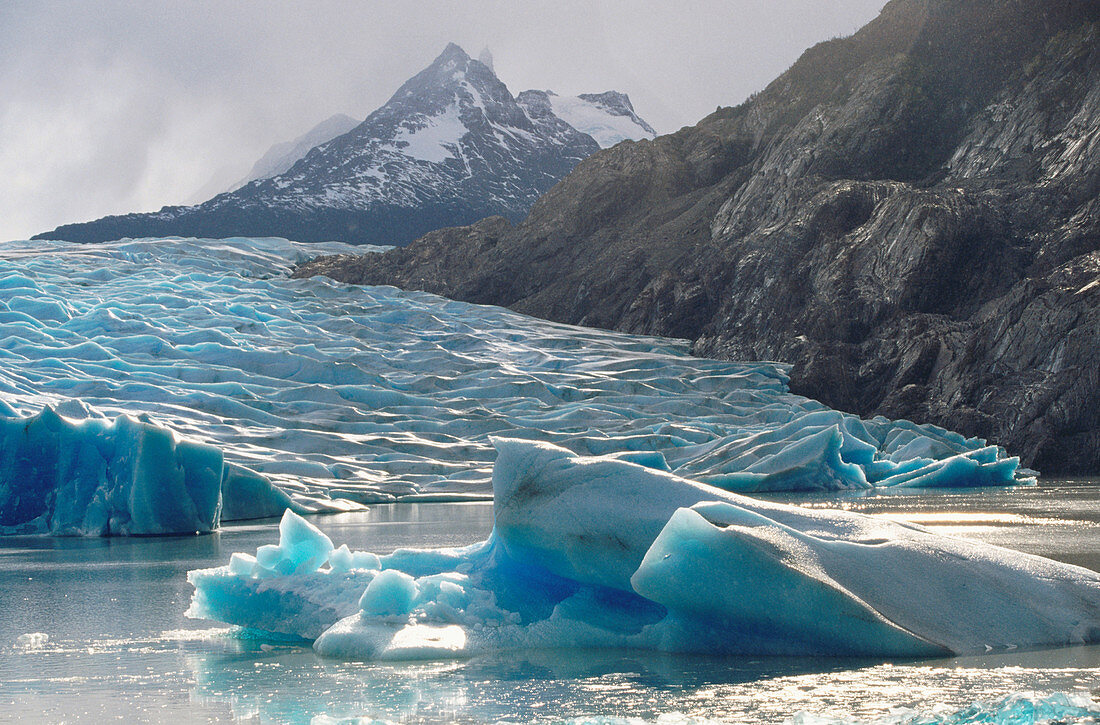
[4, 483, 1100, 724]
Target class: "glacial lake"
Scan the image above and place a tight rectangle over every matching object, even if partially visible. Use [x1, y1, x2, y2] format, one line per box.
[5, 482, 1100, 724]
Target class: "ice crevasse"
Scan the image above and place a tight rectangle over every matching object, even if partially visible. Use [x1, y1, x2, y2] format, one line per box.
[188, 438, 1100, 660]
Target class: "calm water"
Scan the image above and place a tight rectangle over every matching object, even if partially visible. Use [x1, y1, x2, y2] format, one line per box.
[4, 485, 1100, 724]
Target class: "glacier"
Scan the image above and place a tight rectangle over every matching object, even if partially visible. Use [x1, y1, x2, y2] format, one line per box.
[188, 439, 1100, 660]
[0, 236, 1034, 536]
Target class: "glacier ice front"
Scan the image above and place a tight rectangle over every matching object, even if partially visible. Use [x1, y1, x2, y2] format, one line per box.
[0, 404, 308, 535]
[187, 439, 1100, 660]
[0, 236, 1032, 529]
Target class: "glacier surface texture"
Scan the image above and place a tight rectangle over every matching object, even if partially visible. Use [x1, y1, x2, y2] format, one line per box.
[188, 439, 1100, 660]
[0, 236, 1029, 534]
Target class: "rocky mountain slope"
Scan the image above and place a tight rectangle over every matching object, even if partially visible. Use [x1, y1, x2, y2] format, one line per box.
[36, 45, 655, 246]
[296, 0, 1100, 474]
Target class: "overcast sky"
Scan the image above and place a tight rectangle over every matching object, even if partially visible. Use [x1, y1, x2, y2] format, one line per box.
[0, 0, 887, 242]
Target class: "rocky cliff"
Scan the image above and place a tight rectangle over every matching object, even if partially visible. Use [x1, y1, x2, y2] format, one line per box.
[295, 0, 1100, 474]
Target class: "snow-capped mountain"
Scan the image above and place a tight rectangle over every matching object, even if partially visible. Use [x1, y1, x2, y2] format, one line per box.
[234, 113, 360, 189]
[37, 44, 655, 246]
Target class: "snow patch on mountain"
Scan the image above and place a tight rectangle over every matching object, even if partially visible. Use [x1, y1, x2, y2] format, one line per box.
[547, 91, 657, 148]
[390, 104, 467, 164]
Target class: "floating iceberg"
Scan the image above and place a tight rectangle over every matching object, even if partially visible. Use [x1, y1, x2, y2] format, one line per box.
[188, 439, 1100, 660]
[14, 632, 49, 649]
[0, 404, 318, 535]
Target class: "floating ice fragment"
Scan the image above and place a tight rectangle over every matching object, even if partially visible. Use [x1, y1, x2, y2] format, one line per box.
[875, 447, 1025, 488]
[329, 544, 381, 573]
[359, 570, 420, 617]
[0, 406, 223, 535]
[15, 632, 48, 649]
[220, 464, 299, 521]
[228, 553, 260, 577]
[256, 510, 335, 576]
[631, 504, 944, 657]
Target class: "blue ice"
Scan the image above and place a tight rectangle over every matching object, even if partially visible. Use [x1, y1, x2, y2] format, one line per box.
[0, 404, 306, 535]
[187, 439, 1100, 660]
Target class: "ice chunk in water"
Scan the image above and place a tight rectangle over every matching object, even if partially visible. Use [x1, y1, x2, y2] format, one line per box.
[359, 570, 420, 617]
[329, 545, 381, 573]
[188, 440, 1100, 660]
[14, 633, 48, 649]
[254, 510, 335, 576]
[0, 406, 222, 536]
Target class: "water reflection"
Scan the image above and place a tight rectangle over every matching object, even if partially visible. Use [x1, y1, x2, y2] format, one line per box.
[184, 644, 894, 724]
[181, 641, 1100, 724]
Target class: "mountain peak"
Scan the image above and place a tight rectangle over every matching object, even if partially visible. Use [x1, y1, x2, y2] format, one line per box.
[35, 42, 656, 248]
[434, 42, 472, 66]
[388, 42, 496, 106]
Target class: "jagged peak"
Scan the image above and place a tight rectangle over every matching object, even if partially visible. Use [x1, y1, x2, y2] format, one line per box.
[515, 89, 554, 116]
[477, 47, 495, 73]
[403, 42, 502, 90]
[517, 89, 657, 146]
[382, 42, 501, 111]
[435, 42, 471, 64]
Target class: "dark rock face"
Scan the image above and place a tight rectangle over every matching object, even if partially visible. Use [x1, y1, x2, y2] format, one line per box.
[296, 0, 1100, 474]
[34, 45, 651, 247]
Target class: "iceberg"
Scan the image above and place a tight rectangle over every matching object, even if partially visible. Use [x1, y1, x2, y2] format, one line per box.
[187, 439, 1100, 660]
[0, 404, 313, 535]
